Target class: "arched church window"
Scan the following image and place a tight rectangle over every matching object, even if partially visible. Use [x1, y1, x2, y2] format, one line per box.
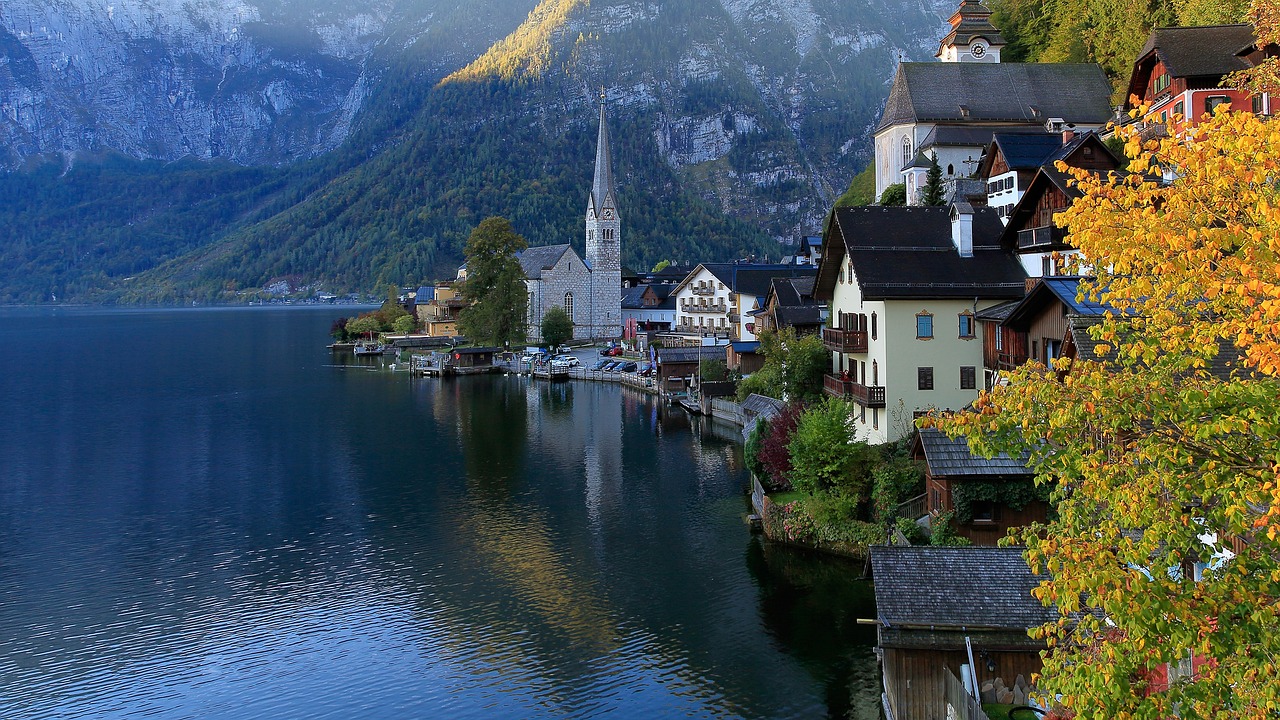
[901, 137, 912, 168]
[947, 164, 954, 175]
[564, 292, 574, 320]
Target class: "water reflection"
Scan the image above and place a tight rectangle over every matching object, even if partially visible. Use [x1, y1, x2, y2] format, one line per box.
[0, 308, 879, 719]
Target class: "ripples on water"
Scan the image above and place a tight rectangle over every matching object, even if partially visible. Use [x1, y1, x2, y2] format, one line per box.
[0, 308, 878, 719]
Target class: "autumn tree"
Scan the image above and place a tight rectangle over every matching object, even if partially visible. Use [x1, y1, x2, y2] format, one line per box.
[933, 108, 1280, 717]
[458, 217, 529, 347]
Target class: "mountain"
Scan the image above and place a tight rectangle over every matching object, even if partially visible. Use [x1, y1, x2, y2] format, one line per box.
[0, 0, 952, 304]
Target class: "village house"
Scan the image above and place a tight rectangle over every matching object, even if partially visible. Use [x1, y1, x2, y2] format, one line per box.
[912, 427, 1044, 546]
[814, 204, 1026, 444]
[871, 545, 1054, 720]
[975, 132, 1065, 224]
[875, 0, 1113, 203]
[1125, 24, 1270, 131]
[669, 263, 815, 345]
[997, 131, 1122, 278]
[621, 283, 677, 334]
[413, 283, 465, 337]
[751, 275, 824, 337]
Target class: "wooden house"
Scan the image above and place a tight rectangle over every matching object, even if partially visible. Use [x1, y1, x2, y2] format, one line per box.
[1003, 276, 1112, 368]
[913, 427, 1044, 546]
[998, 132, 1121, 279]
[1126, 24, 1270, 131]
[871, 545, 1054, 720]
[975, 298, 1026, 389]
[752, 275, 824, 337]
[654, 346, 727, 392]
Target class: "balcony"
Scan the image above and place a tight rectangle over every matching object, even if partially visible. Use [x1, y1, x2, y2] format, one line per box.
[825, 375, 886, 407]
[681, 302, 727, 314]
[690, 286, 716, 296]
[850, 382, 887, 408]
[1016, 224, 1066, 250]
[822, 327, 868, 353]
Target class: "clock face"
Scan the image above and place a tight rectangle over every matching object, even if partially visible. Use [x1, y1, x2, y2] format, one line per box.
[971, 42, 986, 58]
[602, 209, 614, 220]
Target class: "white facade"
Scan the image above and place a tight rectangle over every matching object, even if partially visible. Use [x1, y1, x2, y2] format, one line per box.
[673, 267, 733, 337]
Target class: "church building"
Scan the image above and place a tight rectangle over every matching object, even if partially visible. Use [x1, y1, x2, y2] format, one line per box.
[523, 96, 623, 342]
[873, 0, 1113, 204]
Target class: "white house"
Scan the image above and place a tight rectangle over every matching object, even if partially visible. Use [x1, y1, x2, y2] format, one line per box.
[814, 204, 1026, 444]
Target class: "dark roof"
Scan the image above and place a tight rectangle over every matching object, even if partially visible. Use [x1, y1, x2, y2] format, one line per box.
[988, 132, 1066, 171]
[455, 346, 501, 355]
[657, 347, 727, 363]
[645, 265, 694, 284]
[921, 125, 1047, 153]
[976, 298, 1022, 322]
[877, 62, 1112, 132]
[1141, 24, 1254, 78]
[730, 340, 761, 353]
[622, 283, 678, 310]
[518, 245, 572, 280]
[621, 265, 640, 280]
[871, 545, 1053, 629]
[741, 393, 784, 420]
[1066, 315, 1247, 380]
[998, 133, 1122, 248]
[698, 264, 817, 297]
[1004, 277, 1114, 330]
[815, 206, 1027, 301]
[916, 427, 1032, 478]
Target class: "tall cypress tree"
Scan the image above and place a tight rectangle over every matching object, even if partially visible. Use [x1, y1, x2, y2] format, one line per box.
[921, 153, 946, 206]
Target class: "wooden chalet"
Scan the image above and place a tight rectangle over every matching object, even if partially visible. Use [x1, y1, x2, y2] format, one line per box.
[654, 346, 727, 393]
[1126, 24, 1272, 130]
[913, 427, 1043, 546]
[975, 298, 1025, 389]
[998, 132, 1121, 278]
[1003, 276, 1112, 368]
[871, 545, 1053, 720]
[752, 275, 824, 337]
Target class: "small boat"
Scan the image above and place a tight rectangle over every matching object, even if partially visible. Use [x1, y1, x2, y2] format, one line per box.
[353, 340, 385, 356]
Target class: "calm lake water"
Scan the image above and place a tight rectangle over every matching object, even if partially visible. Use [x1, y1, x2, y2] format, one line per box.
[0, 307, 878, 719]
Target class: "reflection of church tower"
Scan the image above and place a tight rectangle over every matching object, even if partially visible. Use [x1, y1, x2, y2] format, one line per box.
[585, 92, 622, 339]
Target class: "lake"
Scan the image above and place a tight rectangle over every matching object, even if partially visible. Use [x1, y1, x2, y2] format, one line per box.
[0, 307, 878, 719]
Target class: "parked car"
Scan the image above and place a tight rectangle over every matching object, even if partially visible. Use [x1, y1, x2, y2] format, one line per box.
[591, 359, 611, 371]
[604, 361, 623, 372]
[552, 355, 580, 367]
[604, 346, 624, 357]
[619, 361, 638, 373]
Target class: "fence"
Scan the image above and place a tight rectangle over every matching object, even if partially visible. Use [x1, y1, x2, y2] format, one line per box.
[896, 493, 927, 521]
[943, 667, 991, 720]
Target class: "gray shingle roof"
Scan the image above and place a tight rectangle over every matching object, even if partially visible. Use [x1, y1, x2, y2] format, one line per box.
[1004, 276, 1115, 331]
[741, 393, 784, 420]
[917, 427, 1032, 478]
[657, 347, 727, 363]
[877, 62, 1113, 132]
[700, 264, 817, 297]
[1140, 24, 1255, 78]
[871, 545, 1053, 629]
[518, 245, 572, 280]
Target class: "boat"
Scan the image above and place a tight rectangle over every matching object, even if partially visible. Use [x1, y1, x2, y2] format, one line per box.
[353, 340, 386, 356]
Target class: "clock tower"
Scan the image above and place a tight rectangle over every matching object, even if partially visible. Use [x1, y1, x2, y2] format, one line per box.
[936, 0, 1004, 63]
[585, 92, 622, 338]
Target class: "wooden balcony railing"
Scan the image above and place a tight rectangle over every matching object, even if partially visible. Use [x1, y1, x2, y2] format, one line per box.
[823, 373, 853, 398]
[822, 327, 868, 353]
[1016, 224, 1065, 250]
[850, 382, 886, 408]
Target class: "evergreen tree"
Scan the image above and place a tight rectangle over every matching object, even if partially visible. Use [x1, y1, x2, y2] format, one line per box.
[458, 217, 529, 348]
[920, 154, 946, 206]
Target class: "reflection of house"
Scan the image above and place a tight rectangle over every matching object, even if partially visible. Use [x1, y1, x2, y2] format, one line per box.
[998, 132, 1122, 278]
[1125, 24, 1269, 130]
[913, 427, 1044, 546]
[414, 283, 466, 337]
[874, 0, 1112, 201]
[872, 545, 1053, 720]
[814, 205, 1025, 444]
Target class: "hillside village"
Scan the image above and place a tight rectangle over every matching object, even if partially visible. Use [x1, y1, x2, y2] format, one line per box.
[346, 3, 1280, 717]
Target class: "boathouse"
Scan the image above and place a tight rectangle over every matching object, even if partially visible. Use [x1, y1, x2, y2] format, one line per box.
[871, 545, 1052, 720]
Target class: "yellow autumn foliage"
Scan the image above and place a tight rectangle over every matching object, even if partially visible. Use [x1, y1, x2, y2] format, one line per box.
[934, 109, 1280, 718]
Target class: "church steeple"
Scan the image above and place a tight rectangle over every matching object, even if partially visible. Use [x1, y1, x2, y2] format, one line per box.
[937, 0, 1005, 63]
[589, 89, 616, 217]
[586, 91, 619, 274]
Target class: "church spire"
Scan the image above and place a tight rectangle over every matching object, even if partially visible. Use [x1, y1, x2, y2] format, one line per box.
[590, 89, 615, 215]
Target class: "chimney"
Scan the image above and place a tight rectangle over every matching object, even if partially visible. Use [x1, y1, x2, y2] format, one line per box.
[951, 202, 974, 257]
[1062, 129, 1076, 144]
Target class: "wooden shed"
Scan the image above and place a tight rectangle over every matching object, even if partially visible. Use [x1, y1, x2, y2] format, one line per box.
[871, 545, 1054, 720]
